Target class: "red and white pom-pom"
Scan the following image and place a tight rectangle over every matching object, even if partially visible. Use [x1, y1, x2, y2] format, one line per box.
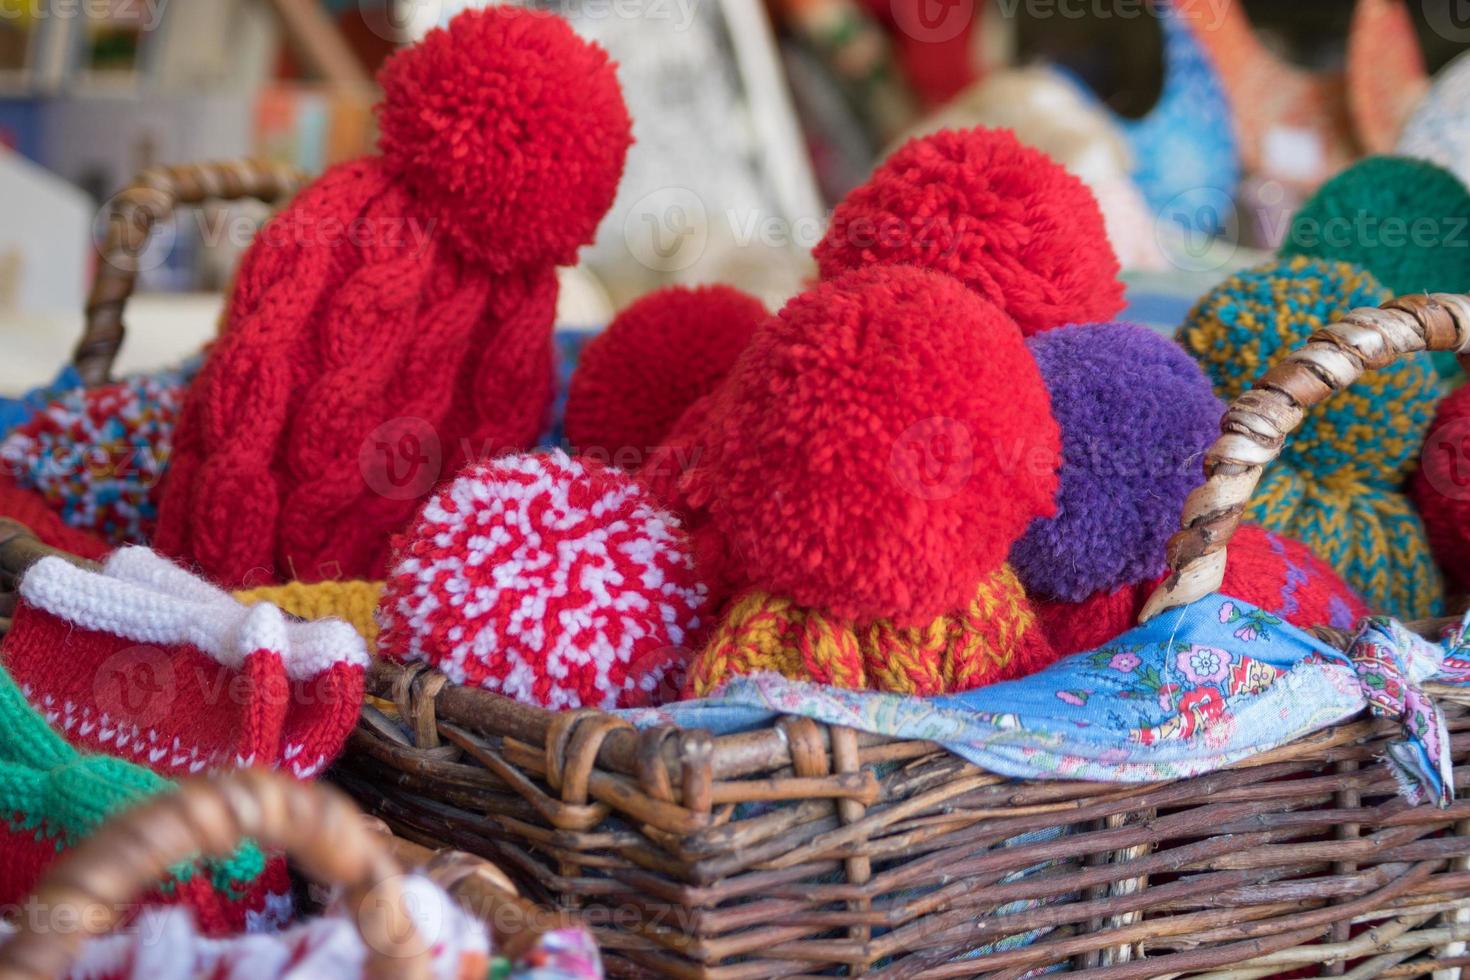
[378, 450, 709, 710]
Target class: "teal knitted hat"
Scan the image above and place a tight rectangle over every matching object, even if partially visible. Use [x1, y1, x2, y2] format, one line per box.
[1177, 255, 1443, 619]
[1280, 155, 1470, 378]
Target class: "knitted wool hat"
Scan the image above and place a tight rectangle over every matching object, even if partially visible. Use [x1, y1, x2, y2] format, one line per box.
[153, 7, 632, 588]
[1412, 383, 1470, 591]
[378, 451, 708, 711]
[0, 661, 291, 937]
[564, 285, 768, 466]
[5, 547, 369, 779]
[1279, 155, 1470, 378]
[686, 564, 1056, 697]
[1, 363, 194, 546]
[679, 265, 1062, 627]
[1177, 256, 1442, 619]
[1036, 525, 1371, 658]
[813, 127, 1125, 336]
[1009, 322, 1223, 603]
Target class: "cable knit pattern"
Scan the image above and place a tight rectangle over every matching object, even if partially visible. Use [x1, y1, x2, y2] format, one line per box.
[153, 7, 631, 587]
[5, 548, 366, 780]
[686, 565, 1055, 697]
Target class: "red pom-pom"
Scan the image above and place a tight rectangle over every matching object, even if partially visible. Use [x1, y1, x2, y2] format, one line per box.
[1413, 385, 1470, 591]
[683, 265, 1061, 626]
[378, 451, 708, 710]
[1036, 525, 1370, 658]
[376, 7, 632, 273]
[565, 285, 768, 465]
[813, 127, 1125, 336]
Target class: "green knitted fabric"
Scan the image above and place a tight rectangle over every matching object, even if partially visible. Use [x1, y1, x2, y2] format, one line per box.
[1281, 155, 1470, 378]
[1178, 256, 1444, 619]
[0, 663, 264, 891]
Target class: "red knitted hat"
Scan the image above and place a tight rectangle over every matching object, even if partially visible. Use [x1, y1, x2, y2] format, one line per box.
[565, 285, 768, 466]
[153, 7, 632, 587]
[1036, 525, 1371, 658]
[1412, 383, 1470, 591]
[681, 265, 1062, 627]
[813, 127, 1125, 336]
[4, 547, 368, 779]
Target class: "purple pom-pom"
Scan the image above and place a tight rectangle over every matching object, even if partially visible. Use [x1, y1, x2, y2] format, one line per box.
[1009, 322, 1222, 602]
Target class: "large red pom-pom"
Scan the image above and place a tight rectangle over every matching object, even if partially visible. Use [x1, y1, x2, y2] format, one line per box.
[378, 450, 708, 710]
[376, 7, 632, 273]
[565, 285, 768, 465]
[813, 127, 1125, 336]
[683, 265, 1061, 626]
[1413, 385, 1470, 591]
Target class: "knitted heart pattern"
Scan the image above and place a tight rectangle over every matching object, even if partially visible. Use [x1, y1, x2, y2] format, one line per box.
[378, 450, 709, 710]
[6, 548, 368, 779]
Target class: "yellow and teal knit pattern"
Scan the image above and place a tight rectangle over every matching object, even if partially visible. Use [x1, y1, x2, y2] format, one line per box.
[1178, 256, 1443, 619]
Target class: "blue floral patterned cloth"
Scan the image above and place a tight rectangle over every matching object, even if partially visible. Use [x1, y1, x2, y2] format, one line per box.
[625, 596, 1470, 806]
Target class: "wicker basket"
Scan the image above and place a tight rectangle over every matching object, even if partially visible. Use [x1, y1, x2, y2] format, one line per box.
[0, 769, 526, 980]
[9, 161, 1470, 977]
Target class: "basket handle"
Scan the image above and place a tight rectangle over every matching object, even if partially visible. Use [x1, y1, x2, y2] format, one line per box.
[0, 769, 432, 980]
[80, 160, 308, 389]
[1140, 292, 1470, 622]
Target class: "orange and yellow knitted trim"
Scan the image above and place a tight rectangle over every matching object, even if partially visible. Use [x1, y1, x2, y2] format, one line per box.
[234, 580, 384, 653]
[686, 565, 1054, 698]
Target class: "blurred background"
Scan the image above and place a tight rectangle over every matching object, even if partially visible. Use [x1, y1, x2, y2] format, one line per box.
[1, 0, 1468, 388]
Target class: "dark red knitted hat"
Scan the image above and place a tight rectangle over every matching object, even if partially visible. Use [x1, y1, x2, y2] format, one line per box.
[565, 285, 768, 466]
[154, 7, 632, 587]
[1412, 383, 1470, 591]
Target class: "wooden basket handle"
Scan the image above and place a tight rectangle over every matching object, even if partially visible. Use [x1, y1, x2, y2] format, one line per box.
[0, 769, 432, 980]
[1140, 293, 1470, 622]
[80, 160, 308, 389]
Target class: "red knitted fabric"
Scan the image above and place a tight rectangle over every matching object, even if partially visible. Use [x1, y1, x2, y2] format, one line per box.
[1037, 525, 1372, 658]
[813, 127, 1125, 336]
[153, 7, 632, 587]
[1412, 383, 1470, 591]
[0, 823, 293, 938]
[0, 476, 110, 561]
[565, 285, 768, 465]
[4, 548, 368, 779]
[680, 265, 1061, 627]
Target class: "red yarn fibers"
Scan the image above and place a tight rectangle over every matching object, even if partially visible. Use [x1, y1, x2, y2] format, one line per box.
[813, 127, 1125, 336]
[1036, 525, 1371, 658]
[376, 6, 632, 274]
[565, 285, 768, 466]
[154, 7, 632, 587]
[682, 265, 1061, 627]
[378, 451, 708, 710]
[1412, 384, 1470, 591]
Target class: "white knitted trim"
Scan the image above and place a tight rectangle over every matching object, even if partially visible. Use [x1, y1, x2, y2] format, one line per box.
[103, 545, 235, 607]
[19, 555, 369, 679]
